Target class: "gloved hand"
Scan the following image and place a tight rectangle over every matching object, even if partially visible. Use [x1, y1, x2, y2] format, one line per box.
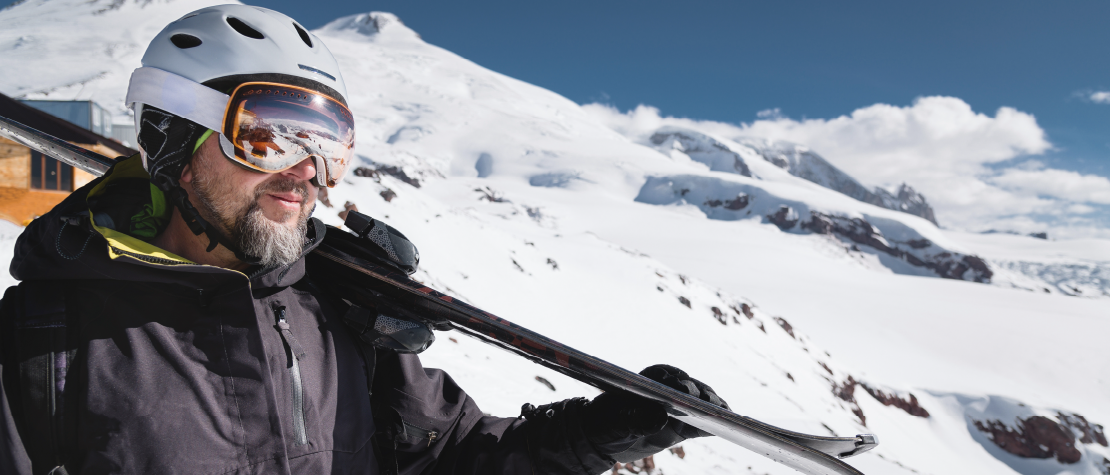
[579, 364, 729, 462]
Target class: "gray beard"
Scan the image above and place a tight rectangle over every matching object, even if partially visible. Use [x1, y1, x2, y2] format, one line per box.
[192, 168, 312, 268]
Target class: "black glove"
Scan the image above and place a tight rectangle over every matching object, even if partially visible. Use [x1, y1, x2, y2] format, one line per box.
[579, 364, 729, 462]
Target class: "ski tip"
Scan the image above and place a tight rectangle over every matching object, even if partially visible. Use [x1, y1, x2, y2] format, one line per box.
[838, 434, 879, 459]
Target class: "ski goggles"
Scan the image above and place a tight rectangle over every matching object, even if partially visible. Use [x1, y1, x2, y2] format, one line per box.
[221, 82, 354, 187]
[127, 67, 355, 187]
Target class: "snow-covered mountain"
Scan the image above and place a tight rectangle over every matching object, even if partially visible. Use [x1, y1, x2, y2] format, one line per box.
[2, 2, 1109, 474]
[653, 130, 940, 225]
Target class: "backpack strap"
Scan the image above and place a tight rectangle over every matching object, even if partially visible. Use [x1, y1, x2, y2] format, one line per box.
[12, 281, 75, 475]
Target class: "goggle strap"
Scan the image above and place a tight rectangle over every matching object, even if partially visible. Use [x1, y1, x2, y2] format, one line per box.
[126, 67, 229, 133]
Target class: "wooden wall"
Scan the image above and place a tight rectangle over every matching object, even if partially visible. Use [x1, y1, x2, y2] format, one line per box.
[0, 137, 31, 189]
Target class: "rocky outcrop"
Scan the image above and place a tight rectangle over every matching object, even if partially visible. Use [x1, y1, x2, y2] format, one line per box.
[773, 317, 795, 339]
[834, 378, 932, 426]
[1058, 413, 1108, 446]
[354, 165, 422, 188]
[859, 383, 930, 418]
[649, 129, 751, 177]
[739, 139, 939, 225]
[872, 184, 937, 225]
[801, 211, 992, 283]
[973, 416, 1083, 464]
[635, 176, 992, 283]
[704, 193, 748, 210]
[832, 377, 866, 426]
[767, 205, 798, 230]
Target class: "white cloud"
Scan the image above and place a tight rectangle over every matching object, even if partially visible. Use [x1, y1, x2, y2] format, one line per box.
[583, 97, 1110, 238]
[756, 108, 784, 119]
[734, 96, 1051, 184]
[1089, 91, 1110, 104]
[988, 168, 1110, 204]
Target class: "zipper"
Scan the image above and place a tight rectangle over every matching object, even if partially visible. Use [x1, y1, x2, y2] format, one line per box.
[273, 302, 308, 446]
[402, 420, 438, 447]
[109, 245, 189, 266]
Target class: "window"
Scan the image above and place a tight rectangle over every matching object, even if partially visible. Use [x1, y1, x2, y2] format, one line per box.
[29, 151, 73, 191]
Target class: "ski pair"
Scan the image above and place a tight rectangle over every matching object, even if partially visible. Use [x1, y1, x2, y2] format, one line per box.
[0, 115, 877, 475]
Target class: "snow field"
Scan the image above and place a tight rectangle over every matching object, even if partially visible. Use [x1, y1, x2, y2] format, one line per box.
[2, 1, 1109, 473]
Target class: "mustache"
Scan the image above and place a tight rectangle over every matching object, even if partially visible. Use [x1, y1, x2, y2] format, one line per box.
[253, 176, 311, 203]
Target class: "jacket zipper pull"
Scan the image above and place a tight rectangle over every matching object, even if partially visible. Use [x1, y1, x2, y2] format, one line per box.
[427, 431, 438, 447]
[273, 303, 307, 360]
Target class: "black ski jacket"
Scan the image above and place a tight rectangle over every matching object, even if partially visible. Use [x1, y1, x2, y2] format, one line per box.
[0, 156, 613, 474]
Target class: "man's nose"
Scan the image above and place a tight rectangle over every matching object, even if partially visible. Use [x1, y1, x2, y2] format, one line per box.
[282, 157, 317, 183]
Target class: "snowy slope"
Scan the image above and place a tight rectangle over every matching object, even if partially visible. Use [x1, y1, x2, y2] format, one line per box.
[2, 2, 1110, 474]
[947, 231, 1110, 298]
[0, 0, 229, 116]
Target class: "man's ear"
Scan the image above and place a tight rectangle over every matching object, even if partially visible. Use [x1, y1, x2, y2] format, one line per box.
[180, 161, 194, 184]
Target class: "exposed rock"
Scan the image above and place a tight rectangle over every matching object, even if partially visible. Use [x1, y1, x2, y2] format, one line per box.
[704, 193, 749, 210]
[767, 205, 798, 230]
[338, 201, 358, 221]
[819, 362, 834, 375]
[650, 129, 751, 177]
[732, 303, 755, 319]
[738, 139, 938, 225]
[802, 211, 993, 283]
[379, 188, 397, 202]
[832, 376, 866, 426]
[546, 258, 559, 270]
[872, 184, 938, 226]
[1058, 412, 1108, 446]
[667, 446, 685, 459]
[859, 383, 930, 418]
[806, 213, 834, 235]
[678, 296, 691, 308]
[474, 186, 507, 203]
[906, 239, 931, 249]
[973, 416, 1082, 464]
[1029, 232, 1049, 240]
[354, 164, 422, 188]
[711, 306, 727, 325]
[611, 455, 656, 474]
[773, 317, 795, 339]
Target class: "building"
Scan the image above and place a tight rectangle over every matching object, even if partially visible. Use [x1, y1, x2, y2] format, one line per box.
[20, 99, 138, 148]
[0, 93, 136, 224]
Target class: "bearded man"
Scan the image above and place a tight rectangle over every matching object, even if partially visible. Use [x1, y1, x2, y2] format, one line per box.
[0, 5, 726, 474]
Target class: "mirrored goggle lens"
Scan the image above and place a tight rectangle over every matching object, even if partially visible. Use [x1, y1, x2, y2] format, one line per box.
[223, 83, 355, 187]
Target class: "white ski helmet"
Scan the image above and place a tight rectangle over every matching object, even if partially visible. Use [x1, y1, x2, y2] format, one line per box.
[141, 4, 347, 99]
[126, 4, 350, 180]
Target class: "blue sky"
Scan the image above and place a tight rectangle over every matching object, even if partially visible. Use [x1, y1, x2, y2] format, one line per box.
[250, 0, 1109, 177]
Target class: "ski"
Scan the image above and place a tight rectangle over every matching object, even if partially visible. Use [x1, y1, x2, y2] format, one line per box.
[0, 114, 116, 175]
[0, 115, 878, 475]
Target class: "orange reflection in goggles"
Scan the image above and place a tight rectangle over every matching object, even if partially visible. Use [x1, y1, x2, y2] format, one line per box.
[223, 82, 355, 187]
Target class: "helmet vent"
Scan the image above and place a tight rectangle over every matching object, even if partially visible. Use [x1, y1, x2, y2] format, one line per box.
[226, 17, 264, 39]
[170, 34, 203, 49]
[293, 23, 313, 47]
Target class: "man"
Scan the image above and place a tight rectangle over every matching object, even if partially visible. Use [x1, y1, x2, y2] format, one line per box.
[0, 5, 726, 474]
